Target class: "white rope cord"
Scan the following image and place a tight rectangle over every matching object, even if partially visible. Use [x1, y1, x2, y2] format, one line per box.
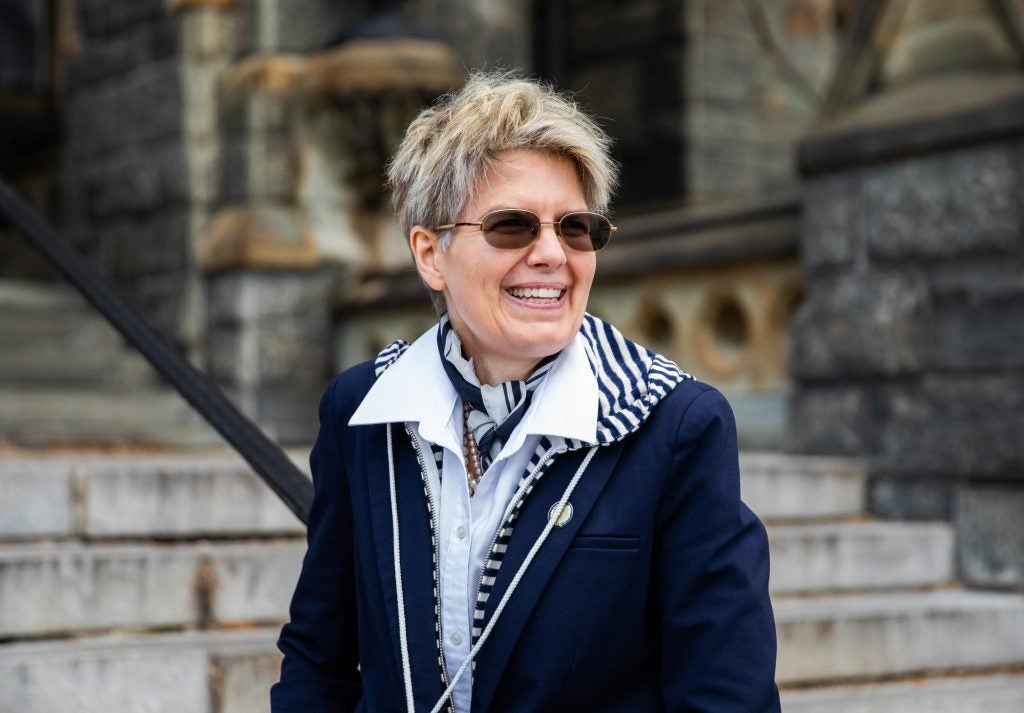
[387, 423, 417, 713]
[428, 445, 600, 713]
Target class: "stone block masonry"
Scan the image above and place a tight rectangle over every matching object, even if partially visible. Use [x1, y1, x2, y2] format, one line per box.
[957, 487, 1024, 589]
[792, 139, 1024, 474]
[59, 0, 353, 352]
[65, 59, 186, 161]
[862, 144, 1020, 262]
[206, 270, 336, 442]
[791, 67, 1024, 587]
[61, 3, 196, 345]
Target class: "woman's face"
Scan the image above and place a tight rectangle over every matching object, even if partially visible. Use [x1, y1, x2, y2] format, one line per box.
[417, 149, 597, 384]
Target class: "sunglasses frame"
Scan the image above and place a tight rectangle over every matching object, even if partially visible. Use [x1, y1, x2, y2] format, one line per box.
[436, 208, 617, 252]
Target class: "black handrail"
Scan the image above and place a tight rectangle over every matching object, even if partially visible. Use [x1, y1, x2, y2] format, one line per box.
[0, 176, 313, 523]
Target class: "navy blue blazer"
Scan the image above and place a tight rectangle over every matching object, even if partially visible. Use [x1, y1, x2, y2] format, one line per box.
[271, 359, 780, 712]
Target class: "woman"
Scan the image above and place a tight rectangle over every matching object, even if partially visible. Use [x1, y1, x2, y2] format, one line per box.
[271, 72, 779, 713]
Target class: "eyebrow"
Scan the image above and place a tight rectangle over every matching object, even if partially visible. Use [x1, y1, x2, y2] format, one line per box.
[471, 206, 590, 218]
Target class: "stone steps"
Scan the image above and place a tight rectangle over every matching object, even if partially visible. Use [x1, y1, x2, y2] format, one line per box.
[781, 673, 1024, 713]
[0, 280, 87, 314]
[0, 282, 165, 388]
[0, 540, 304, 638]
[0, 313, 117, 347]
[0, 452, 307, 540]
[0, 627, 281, 713]
[0, 387, 224, 447]
[1, 449, 1023, 709]
[0, 341, 157, 387]
[0, 280, 222, 446]
[775, 589, 1024, 685]
[0, 281, 120, 350]
[0, 522, 955, 640]
[0, 446, 304, 711]
[742, 452, 1024, 707]
[740, 451, 866, 520]
[768, 520, 955, 593]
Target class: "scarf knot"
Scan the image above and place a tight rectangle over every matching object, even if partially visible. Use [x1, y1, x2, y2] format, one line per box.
[437, 314, 556, 470]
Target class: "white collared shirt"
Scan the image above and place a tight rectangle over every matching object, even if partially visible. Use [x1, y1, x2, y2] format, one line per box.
[350, 324, 598, 713]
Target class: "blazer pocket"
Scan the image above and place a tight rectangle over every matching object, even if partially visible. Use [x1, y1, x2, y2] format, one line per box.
[569, 535, 640, 551]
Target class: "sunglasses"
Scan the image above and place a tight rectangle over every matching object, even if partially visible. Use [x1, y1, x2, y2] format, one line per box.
[436, 209, 616, 252]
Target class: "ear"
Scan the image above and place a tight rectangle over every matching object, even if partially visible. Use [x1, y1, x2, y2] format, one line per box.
[410, 226, 447, 292]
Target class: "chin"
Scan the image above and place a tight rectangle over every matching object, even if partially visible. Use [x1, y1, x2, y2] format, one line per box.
[509, 326, 577, 359]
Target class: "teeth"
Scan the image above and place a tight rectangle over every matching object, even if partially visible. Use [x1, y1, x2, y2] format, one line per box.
[509, 287, 562, 300]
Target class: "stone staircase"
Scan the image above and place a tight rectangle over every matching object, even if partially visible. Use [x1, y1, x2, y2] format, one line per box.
[1, 450, 1023, 711]
[0, 453, 303, 713]
[744, 452, 1024, 711]
[0, 280, 219, 448]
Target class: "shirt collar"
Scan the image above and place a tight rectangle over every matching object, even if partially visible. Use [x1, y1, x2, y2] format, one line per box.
[348, 325, 598, 447]
[348, 324, 458, 451]
[505, 332, 598, 449]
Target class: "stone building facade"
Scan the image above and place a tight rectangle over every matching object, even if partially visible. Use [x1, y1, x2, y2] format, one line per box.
[5, 2, 1024, 711]
[2, 0, 839, 445]
[3, 0, 1022, 578]
[790, 0, 1024, 588]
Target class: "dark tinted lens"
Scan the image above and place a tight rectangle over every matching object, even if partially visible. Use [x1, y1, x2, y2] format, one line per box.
[559, 212, 611, 251]
[480, 210, 539, 248]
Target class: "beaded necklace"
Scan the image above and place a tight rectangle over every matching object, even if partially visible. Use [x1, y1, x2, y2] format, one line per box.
[462, 401, 484, 496]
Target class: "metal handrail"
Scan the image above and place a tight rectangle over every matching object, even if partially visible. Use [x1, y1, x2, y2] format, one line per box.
[0, 176, 313, 523]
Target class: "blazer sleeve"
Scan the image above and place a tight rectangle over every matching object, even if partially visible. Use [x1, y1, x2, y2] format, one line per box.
[655, 387, 781, 712]
[271, 377, 363, 712]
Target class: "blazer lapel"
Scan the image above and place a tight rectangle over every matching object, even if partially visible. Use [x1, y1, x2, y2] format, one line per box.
[470, 441, 625, 713]
[363, 424, 447, 710]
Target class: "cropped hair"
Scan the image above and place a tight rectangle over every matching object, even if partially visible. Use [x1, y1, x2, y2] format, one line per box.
[386, 71, 619, 313]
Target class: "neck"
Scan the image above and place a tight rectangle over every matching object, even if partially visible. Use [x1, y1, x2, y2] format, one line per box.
[473, 354, 541, 386]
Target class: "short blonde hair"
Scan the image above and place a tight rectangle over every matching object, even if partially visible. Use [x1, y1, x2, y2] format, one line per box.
[386, 71, 619, 312]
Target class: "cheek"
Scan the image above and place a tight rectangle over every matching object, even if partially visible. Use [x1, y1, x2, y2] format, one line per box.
[572, 257, 597, 292]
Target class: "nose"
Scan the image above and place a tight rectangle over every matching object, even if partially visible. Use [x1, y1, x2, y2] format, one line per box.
[525, 222, 568, 269]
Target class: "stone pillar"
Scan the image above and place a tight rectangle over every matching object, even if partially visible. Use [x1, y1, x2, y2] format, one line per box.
[789, 1, 1024, 589]
[59, 0, 371, 326]
[206, 268, 336, 444]
[200, 5, 462, 442]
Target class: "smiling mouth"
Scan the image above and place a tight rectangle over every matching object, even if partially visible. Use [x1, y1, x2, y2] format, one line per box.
[506, 286, 566, 304]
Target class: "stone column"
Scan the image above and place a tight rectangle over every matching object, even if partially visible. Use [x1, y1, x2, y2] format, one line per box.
[789, 1, 1024, 588]
[205, 267, 336, 444]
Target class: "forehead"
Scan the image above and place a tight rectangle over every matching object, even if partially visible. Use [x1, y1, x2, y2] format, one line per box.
[466, 149, 586, 216]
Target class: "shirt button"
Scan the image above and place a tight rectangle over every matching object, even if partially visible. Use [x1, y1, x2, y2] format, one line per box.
[456, 525, 467, 539]
[450, 632, 463, 646]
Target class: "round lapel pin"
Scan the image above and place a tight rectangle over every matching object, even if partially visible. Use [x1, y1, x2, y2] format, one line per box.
[548, 502, 573, 528]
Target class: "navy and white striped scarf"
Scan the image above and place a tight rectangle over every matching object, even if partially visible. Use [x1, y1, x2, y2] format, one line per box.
[436, 313, 557, 470]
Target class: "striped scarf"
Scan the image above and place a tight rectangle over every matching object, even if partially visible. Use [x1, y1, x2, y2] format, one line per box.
[436, 313, 557, 471]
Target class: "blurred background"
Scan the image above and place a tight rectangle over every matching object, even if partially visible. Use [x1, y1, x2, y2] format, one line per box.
[1, 0, 1023, 710]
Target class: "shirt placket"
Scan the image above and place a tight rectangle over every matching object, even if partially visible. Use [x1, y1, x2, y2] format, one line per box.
[439, 446, 474, 712]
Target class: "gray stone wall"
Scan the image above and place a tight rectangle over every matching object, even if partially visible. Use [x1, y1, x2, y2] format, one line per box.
[412, 0, 533, 71]
[791, 126, 1024, 588]
[62, 1, 194, 343]
[526, 0, 837, 208]
[59, 1, 368, 351]
[683, 0, 838, 201]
